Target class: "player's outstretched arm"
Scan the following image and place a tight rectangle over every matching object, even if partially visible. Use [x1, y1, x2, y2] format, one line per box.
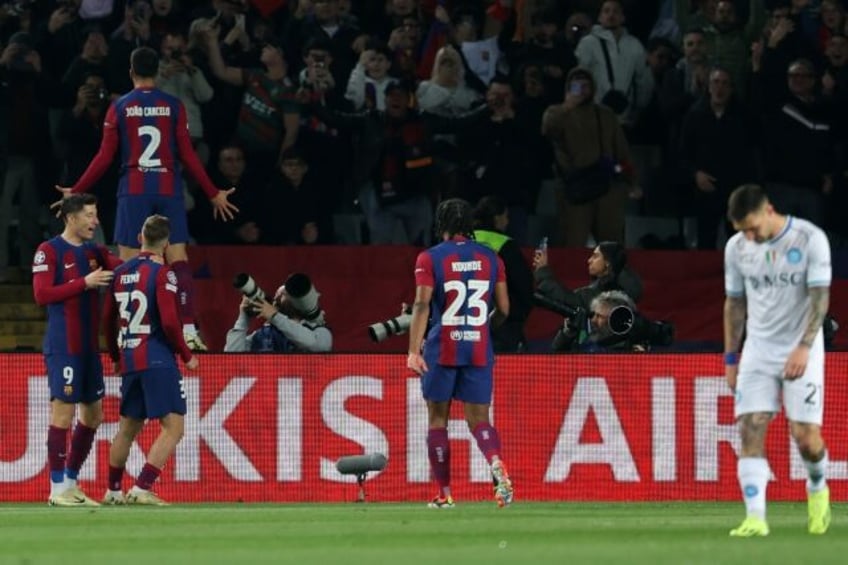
[210, 187, 239, 221]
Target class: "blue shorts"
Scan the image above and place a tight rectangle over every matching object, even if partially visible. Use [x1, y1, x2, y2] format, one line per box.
[114, 194, 189, 246]
[45, 353, 104, 404]
[421, 348, 493, 404]
[120, 368, 187, 420]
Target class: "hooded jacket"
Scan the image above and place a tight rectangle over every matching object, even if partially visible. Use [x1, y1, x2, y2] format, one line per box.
[575, 24, 654, 122]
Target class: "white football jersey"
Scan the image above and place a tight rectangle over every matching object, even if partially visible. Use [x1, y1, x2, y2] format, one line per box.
[724, 216, 831, 351]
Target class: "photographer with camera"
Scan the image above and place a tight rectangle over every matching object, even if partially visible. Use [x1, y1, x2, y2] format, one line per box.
[224, 273, 332, 353]
[552, 290, 643, 352]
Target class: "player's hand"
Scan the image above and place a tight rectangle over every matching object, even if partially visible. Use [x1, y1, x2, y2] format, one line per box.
[211, 188, 239, 221]
[783, 345, 810, 380]
[113, 360, 122, 376]
[84, 267, 114, 289]
[407, 352, 428, 376]
[725, 363, 738, 391]
[185, 356, 199, 370]
[51, 185, 74, 217]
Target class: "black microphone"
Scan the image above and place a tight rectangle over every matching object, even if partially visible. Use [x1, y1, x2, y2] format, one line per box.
[336, 453, 387, 476]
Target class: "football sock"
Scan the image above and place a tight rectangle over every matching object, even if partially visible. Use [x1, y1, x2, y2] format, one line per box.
[47, 426, 68, 494]
[171, 260, 195, 325]
[471, 422, 502, 465]
[65, 422, 96, 482]
[108, 465, 125, 492]
[804, 450, 828, 493]
[738, 457, 770, 520]
[135, 463, 161, 491]
[427, 428, 450, 498]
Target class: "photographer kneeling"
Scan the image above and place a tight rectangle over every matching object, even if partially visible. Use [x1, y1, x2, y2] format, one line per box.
[224, 273, 332, 353]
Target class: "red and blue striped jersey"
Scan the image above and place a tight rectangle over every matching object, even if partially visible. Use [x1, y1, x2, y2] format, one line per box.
[72, 87, 218, 200]
[32, 237, 120, 355]
[414, 237, 506, 367]
[103, 252, 192, 372]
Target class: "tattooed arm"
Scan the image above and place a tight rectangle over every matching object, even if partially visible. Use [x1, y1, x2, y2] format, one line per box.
[723, 296, 747, 354]
[784, 286, 830, 379]
[800, 287, 830, 348]
[723, 295, 747, 391]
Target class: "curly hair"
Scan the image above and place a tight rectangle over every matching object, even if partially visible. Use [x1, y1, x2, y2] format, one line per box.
[434, 198, 474, 239]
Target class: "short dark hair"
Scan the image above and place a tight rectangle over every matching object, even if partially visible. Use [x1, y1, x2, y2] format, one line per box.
[473, 195, 507, 230]
[61, 194, 98, 222]
[131, 47, 159, 78]
[142, 214, 171, 247]
[727, 184, 768, 222]
[435, 198, 474, 239]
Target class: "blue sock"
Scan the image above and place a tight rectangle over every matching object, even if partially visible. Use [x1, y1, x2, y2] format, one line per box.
[65, 468, 79, 481]
[50, 470, 65, 484]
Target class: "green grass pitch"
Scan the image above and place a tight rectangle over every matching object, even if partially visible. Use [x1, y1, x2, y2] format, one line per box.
[0, 502, 844, 565]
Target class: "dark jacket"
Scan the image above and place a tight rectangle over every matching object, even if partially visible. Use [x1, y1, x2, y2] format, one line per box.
[474, 229, 534, 352]
[314, 101, 489, 203]
[679, 97, 759, 193]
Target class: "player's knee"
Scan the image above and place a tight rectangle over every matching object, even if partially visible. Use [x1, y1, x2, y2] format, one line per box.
[80, 412, 104, 429]
[792, 427, 824, 458]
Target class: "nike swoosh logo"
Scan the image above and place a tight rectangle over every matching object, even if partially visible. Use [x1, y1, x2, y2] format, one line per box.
[96, 389, 105, 395]
[64, 263, 74, 269]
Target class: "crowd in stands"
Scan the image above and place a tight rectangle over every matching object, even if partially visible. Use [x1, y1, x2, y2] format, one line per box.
[2, 0, 848, 279]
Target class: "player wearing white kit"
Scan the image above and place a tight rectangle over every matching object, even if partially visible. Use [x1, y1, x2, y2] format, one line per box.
[723, 184, 831, 537]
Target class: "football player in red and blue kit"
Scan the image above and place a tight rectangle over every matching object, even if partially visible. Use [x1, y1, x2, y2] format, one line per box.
[406, 198, 514, 509]
[102, 214, 198, 505]
[33, 194, 121, 507]
[55, 46, 238, 351]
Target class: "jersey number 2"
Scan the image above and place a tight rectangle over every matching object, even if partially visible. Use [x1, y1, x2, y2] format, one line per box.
[442, 280, 488, 327]
[115, 290, 151, 335]
[138, 125, 162, 167]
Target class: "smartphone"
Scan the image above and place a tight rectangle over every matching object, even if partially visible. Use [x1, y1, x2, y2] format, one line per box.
[569, 82, 583, 96]
[537, 237, 548, 252]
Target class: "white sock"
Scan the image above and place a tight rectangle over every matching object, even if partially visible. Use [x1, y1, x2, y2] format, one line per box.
[738, 457, 770, 520]
[107, 489, 123, 496]
[50, 480, 66, 497]
[804, 451, 828, 493]
[183, 323, 197, 334]
[64, 477, 77, 489]
[129, 485, 148, 494]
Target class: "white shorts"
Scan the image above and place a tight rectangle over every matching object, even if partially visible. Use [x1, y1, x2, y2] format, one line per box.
[735, 341, 825, 425]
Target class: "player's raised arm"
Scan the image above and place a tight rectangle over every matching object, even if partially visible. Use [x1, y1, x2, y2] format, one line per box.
[51, 104, 120, 214]
[173, 102, 239, 221]
[32, 244, 112, 305]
